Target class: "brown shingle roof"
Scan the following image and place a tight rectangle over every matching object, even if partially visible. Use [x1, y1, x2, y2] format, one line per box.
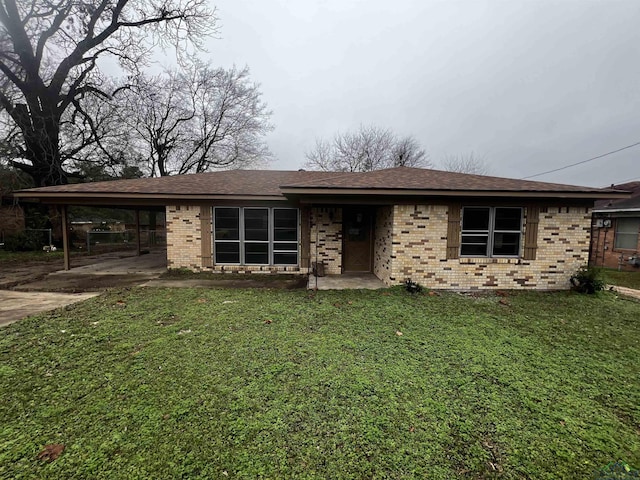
[282, 167, 615, 193]
[15, 167, 626, 202]
[18, 170, 346, 197]
[594, 181, 640, 211]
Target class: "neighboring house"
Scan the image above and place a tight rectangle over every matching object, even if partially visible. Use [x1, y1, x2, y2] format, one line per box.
[591, 181, 640, 270]
[14, 167, 626, 290]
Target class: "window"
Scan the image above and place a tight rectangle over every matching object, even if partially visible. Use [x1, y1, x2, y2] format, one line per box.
[273, 209, 299, 265]
[244, 208, 269, 264]
[213, 207, 299, 265]
[214, 207, 240, 264]
[615, 218, 640, 250]
[461, 207, 522, 257]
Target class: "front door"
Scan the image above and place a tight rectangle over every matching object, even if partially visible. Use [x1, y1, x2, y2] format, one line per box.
[343, 208, 373, 272]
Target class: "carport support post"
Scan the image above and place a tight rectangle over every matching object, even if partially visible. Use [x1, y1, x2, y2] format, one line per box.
[135, 209, 141, 256]
[61, 205, 71, 270]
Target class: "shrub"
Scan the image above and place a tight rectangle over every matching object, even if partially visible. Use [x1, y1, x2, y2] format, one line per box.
[2, 232, 41, 252]
[404, 279, 422, 294]
[570, 266, 605, 294]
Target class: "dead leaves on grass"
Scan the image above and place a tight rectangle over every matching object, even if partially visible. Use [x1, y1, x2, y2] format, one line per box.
[333, 301, 354, 308]
[482, 438, 504, 474]
[37, 444, 64, 463]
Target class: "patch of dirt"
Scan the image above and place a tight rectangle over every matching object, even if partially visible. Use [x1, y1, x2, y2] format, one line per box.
[145, 276, 309, 290]
[36, 444, 65, 463]
[13, 274, 158, 293]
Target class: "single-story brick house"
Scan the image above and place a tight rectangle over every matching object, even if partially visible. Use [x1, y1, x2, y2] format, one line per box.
[15, 167, 627, 289]
[591, 181, 640, 270]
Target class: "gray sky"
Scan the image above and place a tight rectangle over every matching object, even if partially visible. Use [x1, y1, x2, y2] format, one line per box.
[202, 0, 640, 187]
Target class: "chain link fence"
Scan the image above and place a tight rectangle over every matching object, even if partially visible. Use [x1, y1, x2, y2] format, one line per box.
[85, 229, 166, 255]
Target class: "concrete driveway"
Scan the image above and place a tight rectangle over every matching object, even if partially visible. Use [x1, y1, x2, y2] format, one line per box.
[1, 250, 167, 326]
[12, 250, 166, 293]
[0, 291, 100, 327]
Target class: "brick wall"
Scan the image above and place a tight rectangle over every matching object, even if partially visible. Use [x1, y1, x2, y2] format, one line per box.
[166, 202, 592, 288]
[166, 205, 202, 270]
[310, 207, 342, 274]
[384, 204, 591, 290]
[373, 206, 394, 284]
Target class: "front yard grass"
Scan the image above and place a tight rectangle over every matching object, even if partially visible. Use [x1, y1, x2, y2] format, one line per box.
[604, 269, 640, 290]
[1, 287, 639, 479]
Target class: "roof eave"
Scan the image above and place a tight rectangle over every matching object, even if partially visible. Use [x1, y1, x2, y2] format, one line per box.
[593, 208, 640, 213]
[13, 191, 286, 205]
[280, 187, 628, 199]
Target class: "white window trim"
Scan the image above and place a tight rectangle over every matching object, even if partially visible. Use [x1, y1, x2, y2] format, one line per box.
[213, 207, 300, 266]
[460, 206, 523, 258]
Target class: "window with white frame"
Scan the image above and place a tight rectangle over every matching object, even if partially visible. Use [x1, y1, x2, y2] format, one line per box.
[461, 207, 523, 257]
[213, 207, 299, 265]
[614, 217, 640, 250]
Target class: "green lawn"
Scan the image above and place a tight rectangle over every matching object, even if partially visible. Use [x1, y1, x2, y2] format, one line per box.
[1, 288, 639, 479]
[604, 269, 640, 290]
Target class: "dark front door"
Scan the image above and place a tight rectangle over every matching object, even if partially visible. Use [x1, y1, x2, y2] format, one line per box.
[343, 208, 373, 272]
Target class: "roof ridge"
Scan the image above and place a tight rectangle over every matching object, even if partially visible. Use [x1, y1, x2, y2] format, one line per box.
[281, 169, 362, 187]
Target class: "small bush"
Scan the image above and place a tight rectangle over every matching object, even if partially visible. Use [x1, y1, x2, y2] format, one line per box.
[2, 232, 41, 252]
[570, 266, 605, 294]
[404, 279, 422, 294]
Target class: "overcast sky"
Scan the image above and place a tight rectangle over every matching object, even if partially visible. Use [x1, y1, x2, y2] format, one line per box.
[198, 0, 640, 187]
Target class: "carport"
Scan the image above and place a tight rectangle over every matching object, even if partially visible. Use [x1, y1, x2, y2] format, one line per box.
[14, 184, 168, 271]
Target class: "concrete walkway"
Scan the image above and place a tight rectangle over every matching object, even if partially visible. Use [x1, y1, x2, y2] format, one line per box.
[609, 285, 640, 300]
[308, 273, 387, 290]
[0, 290, 99, 327]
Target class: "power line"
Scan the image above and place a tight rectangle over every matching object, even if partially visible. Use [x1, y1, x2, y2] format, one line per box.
[521, 141, 640, 180]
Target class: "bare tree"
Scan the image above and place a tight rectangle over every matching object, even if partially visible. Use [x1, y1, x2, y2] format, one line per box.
[304, 125, 430, 172]
[115, 63, 272, 177]
[441, 152, 490, 175]
[0, 0, 215, 186]
[58, 76, 134, 177]
[114, 69, 193, 177]
[391, 135, 429, 168]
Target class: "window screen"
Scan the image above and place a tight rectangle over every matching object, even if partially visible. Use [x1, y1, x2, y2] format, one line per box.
[214, 208, 240, 264]
[615, 218, 640, 250]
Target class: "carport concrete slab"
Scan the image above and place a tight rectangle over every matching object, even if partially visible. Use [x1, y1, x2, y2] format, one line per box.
[11, 251, 167, 293]
[0, 291, 99, 327]
[53, 250, 167, 275]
